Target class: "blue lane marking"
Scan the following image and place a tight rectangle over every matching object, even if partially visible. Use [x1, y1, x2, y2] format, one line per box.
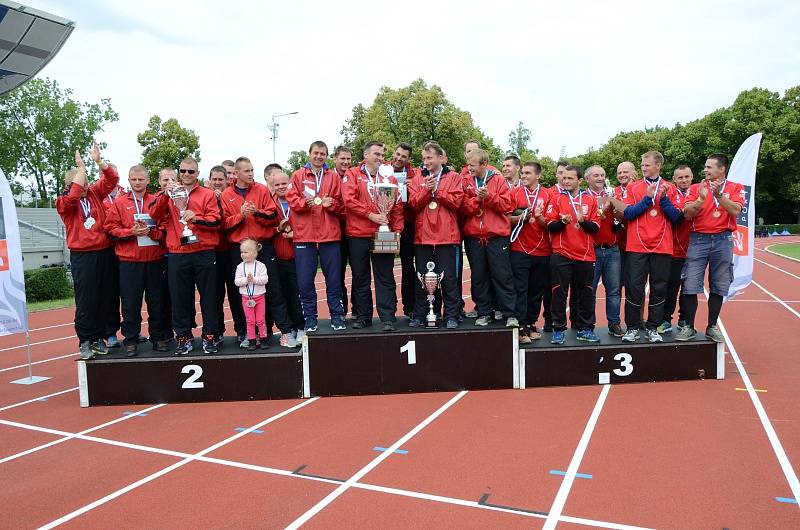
[549, 469, 593, 479]
[122, 411, 148, 417]
[234, 427, 264, 434]
[373, 446, 408, 455]
[775, 497, 798, 504]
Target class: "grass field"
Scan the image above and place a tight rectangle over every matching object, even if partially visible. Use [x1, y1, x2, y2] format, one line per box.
[769, 242, 800, 260]
[27, 296, 75, 312]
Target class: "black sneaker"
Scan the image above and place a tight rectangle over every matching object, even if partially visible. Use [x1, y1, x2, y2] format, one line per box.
[382, 321, 395, 332]
[247, 340, 257, 351]
[608, 323, 624, 338]
[91, 340, 109, 355]
[152, 340, 170, 352]
[79, 341, 94, 360]
[352, 320, 368, 329]
[175, 336, 193, 355]
[408, 318, 424, 328]
[214, 335, 224, 349]
[125, 344, 138, 357]
[202, 334, 218, 354]
[137, 334, 149, 344]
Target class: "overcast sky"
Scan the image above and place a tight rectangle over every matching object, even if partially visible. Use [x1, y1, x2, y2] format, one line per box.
[30, 0, 800, 186]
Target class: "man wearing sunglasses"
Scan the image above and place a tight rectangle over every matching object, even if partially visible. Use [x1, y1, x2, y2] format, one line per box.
[150, 157, 222, 354]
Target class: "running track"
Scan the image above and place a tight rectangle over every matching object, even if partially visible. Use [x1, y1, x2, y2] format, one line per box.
[1, 237, 799, 528]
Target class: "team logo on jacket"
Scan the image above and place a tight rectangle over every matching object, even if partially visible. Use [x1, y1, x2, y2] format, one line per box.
[546, 204, 554, 214]
[581, 204, 589, 215]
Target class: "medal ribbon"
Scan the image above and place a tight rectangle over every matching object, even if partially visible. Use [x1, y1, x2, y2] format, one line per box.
[246, 262, 256, 298]
[133, 193, 144, 216]
[79, 198, 91, 220]
[565, 189, 583, 220]
[279, 198, 290, 220]
[430, 167, 443, 199]
[314, 168, 324, 197]
[711, 180, 727, 209]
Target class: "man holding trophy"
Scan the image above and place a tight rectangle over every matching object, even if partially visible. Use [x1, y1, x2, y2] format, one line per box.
[150, 157, 222, 355]
[343, 141, 404, 331]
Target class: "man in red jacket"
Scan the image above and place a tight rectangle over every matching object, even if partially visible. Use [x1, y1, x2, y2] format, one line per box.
[509, 162, 552, 342]
[149, 156, 222, 354]
[461, 149, 518, 328]
[391, 143, 419, 317]
[105, 165, 171, 356]
[207, 165, 245, 344]
[268, 167, 305, 340]
[619, 151, 682, 343]
[286, 141, 346, 332]
[545, 166, 601, 345]
[343, 141, 404, 331]
[408, 141, 464, 329]
[659, 164, 693, 334]
[332, 145, 354, 319]
[101, 183, 124, 348]
[55, 142, 119, 360]
[221, 157, 294, 347]
[677, 154, 745, 343]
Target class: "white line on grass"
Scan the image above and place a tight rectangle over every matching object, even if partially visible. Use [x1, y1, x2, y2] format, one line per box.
[285, 390, 468, 530]
[543, 384, 611, 530]
[37, 397, 319, 530]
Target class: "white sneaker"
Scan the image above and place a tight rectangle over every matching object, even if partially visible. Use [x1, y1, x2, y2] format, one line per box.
[622, 329, 640, 342]
[647, 329, 663, 343]
[295, 330, 306, 343]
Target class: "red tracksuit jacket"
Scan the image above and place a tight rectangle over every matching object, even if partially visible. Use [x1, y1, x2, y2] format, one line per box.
[407, 166, 464, 245]
[149, 184, 221, 253]
[55, 165, 120, 252]
[286, 166, 344, 243]
[104, 191, 167, 262]
[342, 164, 404, 238]
[461, 170, 514, 239]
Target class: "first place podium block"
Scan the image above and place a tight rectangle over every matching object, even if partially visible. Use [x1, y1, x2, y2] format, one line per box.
[303, 320, 519, 397]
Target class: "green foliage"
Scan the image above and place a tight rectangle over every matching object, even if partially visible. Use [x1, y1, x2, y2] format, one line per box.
[0, 78, 118, 199]
[340, 79, 503, 170]
[757, 224, 800, 234]
[508, 121, 538, 159]
[285, 150, 309, 173]
[24, 266, 73, 303]
[573, 86, 800, 223]
[137, 116, 201, 187]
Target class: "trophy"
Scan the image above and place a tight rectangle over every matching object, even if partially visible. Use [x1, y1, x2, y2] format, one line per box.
[169, 187, 199, 245]
[372, 164, 400, 254]
[417, 261, 443, 328]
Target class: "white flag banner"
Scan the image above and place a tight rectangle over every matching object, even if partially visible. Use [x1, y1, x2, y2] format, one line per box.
[726, 132, 763, 301]
[0, 169, 29, 335]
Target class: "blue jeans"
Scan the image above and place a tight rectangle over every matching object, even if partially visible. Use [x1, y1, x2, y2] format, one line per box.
[294, 241, 344, 320]
[592, 245, 621, 326]
[682, 232, 734, 296]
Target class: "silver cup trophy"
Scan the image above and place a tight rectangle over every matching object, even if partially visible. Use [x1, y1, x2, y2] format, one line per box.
[169, 187, 199, 245]
[418, 261, 443, 328]
[372, 164, 400, 253]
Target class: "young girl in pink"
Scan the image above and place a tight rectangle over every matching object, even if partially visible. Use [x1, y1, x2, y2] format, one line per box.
[234, 239, 269, 350]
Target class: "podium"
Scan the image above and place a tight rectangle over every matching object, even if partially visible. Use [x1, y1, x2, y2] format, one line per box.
[77, 322, 723, 406]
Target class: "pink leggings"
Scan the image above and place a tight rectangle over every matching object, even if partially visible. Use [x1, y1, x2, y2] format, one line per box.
[241, 294, 267, 340]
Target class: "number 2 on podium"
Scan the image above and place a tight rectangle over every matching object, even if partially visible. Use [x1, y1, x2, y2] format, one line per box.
[400, 340, 416, 364]
[181, 364, 204, 389]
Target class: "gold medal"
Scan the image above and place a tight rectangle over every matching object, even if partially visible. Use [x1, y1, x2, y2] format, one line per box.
[247, 298, 256, 308]
[476, 208, 483, 217]
[712, 210, 721, 218]
[313, 197, 323, 206]
[649, 209, 658, 217]
[428, 201, 438, 210]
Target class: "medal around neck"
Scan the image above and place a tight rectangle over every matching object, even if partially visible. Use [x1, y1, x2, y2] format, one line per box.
[313, 196, 323, 206]
[417, 261, 443, 328]
[169, 187, 199, 245]
[372, 165, 400, 254]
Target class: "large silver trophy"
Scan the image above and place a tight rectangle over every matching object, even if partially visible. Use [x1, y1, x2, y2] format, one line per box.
[169, 187, 199, 245]
[372, 164, 400, 253]
[418, 261, 443, 328]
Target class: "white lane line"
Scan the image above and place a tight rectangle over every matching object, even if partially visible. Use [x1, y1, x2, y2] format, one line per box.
[37, 397, 319, 530]
[0, 404, 166, 464]
[752, 281, 800, 319]
[0, 352, 78, 373]
[0, 387, 78, 412]
[763, 244, 800, 264]
[285, 391, 468, 530]
[543, 384, 611, 530]
[709, 289, 800, 509]
[0, 335, 74, 352]
[1, 414, 650, 529]
[755, 257, 800, 280]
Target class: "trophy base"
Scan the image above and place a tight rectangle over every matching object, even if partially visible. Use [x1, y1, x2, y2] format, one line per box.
[425, 314, 438, 328]
[372, 231, 400, 254]
[181, 234, 199, 245]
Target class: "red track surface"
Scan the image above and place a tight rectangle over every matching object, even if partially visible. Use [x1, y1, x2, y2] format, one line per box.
[1, 237, 799, 529]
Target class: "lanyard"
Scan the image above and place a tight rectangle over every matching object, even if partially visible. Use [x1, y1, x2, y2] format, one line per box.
[363, 165, 377, 201]
[430, 167, 443, 198]
[79, 198, 91, 220]
[245, 262, 256, 298]
[132, 193, 144, 215]
[712, 180, 727, 208]
[646, 177, 662, 198]
[524, 185, 541, 209]
[279, 199, 290, 220]
[313, 168, 324, 196]
[565, 189, 583, 219]
[474, 170, 489, 190]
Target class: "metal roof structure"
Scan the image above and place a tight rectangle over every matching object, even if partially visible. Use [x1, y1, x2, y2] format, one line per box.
[0, 1, 74, 95]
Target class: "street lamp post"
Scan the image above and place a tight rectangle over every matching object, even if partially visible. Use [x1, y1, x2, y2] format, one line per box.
[269, 111, 299, 163]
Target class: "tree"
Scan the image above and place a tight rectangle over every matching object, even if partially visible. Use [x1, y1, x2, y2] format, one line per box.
[340, 79, 503, 170]
[0, 78, 118, 199]
[508, 121, 538, 160]
[137, 116, 201, 186]
[285, 150, 309, 173]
